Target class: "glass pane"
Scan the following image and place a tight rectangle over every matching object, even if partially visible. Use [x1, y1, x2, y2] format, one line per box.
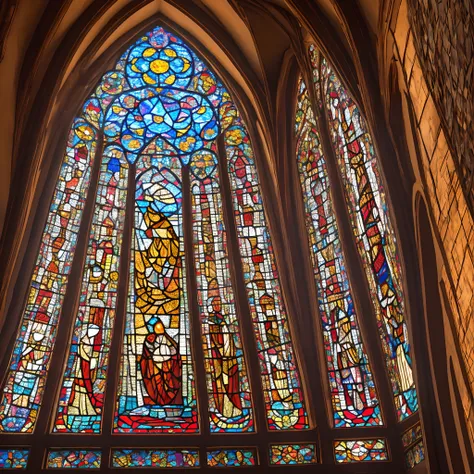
[402, 422, 423, 448]
[269, 444, 317, 465]
[334, 439, 388, 463]
[295, 76, 381, 427]
[405, 441, 425, 468]
[46, 450, 101, 469]
[403, 422, 424, 468]
[206, 448, 257, 467]
[111, 449, 199, 468]
[0, 449, 29, 469]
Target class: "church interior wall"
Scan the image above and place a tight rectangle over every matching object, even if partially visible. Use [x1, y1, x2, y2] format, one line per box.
[0, 0, 473, 471]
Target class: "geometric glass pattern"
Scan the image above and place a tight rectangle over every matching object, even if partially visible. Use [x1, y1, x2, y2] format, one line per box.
[206, 448, 257, 467]
[295, 76, 381, 427]
[269, 444, 317, 465]
[333, 439, 389, 463]
[0, 449, 29, 469]
[46, 450, 101, 469]
[111, 449, 199, 468]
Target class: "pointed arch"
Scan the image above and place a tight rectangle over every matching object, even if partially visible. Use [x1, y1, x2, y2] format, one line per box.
[0, 28, 311, 473]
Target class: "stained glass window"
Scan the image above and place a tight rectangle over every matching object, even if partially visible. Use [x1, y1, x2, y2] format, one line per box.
[294, 76, 381, 427]
[0, 120, 98, 433]
[46, 450, 101, 469]
[0, 24, 312, 471]
[402, 422, 425, 468]
[55, 148, 129, 433]
[0, 19, 426, 472]
[294, 43, 424, 466]
[320, 55, 418, 421]
[111, 449, 199, 468]
[190, 149, 254, 432]
[114, 157, 198, 433]
[206, 449, 257, 467]
[0, 449, 29, 469]
[405, 440, 425, 469]
[224, 119, 308, 430]
[269, 444, 317, 465]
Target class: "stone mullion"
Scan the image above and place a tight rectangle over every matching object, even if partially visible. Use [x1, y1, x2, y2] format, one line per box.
[280, 61, 334, 464]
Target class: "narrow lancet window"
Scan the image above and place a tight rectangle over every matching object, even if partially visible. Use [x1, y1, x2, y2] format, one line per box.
[294, 76, 381, 427]
[320, 56, 418, 420]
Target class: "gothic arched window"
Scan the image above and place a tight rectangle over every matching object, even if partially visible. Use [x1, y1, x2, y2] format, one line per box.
[293, 44, 425, 468]
[0, 26, 311, 470]
[0, 26, 425, 472]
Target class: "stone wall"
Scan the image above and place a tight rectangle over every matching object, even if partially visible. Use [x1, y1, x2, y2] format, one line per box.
[407, 0, 474, 211]
[392, 0, 474, 441]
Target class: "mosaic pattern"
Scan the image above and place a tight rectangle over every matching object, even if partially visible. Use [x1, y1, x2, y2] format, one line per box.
[0, 449, 29, 469]
[0, 119, 98, 433]
[46, 450, 101, 469]
[224, 117, 309, 430]
[405, 441, 425, 469]
[334, 439, 388, 463]
[107, 26, 306, 434]
[190, 149, 253, 432]
[101, 28, 222, 163]
[295, 76, 381, 427]
[207, 449, 256, 467]
[403, 422, 424, 468]
[1, 25, 309, 439]
[54, 148, 129, 433]
[111, 449, 199, 468]
[402, 422, 423, 448]
[114, 157, 197, 433]
[269, 444, 317, 465]
[321, 54, 418, 421]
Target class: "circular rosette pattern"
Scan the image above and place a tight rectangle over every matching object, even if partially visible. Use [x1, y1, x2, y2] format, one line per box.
[126, 35, 194, 89]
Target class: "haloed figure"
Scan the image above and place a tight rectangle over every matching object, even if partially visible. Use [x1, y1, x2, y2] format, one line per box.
[261, 293, 292, 404]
